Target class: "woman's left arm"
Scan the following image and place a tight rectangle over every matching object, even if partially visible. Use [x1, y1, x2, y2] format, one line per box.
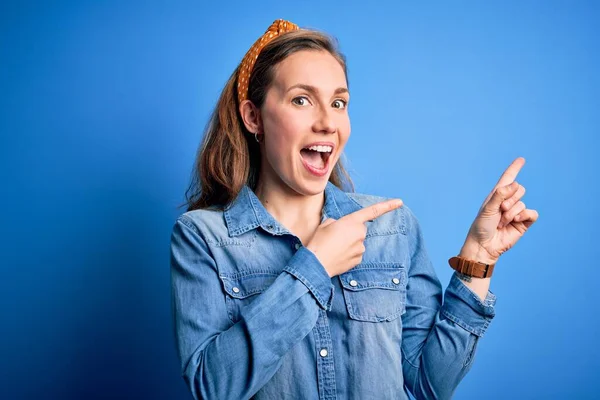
[401, 157, 539, 399]
[457, 156, 539, 300]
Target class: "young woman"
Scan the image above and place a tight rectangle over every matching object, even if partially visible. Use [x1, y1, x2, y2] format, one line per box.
[170, 19, 538, 400]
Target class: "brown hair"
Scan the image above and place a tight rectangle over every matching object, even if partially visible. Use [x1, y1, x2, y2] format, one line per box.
[182, 29, 354, 211]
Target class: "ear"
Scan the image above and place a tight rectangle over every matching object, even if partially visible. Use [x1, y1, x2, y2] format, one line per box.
[239, 100, 263, 134]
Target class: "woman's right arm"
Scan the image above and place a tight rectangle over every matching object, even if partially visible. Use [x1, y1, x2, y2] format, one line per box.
[170, 215, 334, 400]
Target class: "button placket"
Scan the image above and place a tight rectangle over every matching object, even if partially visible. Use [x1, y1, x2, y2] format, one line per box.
[313, 309, 337, 399]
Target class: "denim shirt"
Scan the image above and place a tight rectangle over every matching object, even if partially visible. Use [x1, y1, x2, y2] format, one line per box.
[170, 181, 496, 400]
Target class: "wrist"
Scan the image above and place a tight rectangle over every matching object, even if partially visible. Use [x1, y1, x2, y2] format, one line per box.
[459, 240, 498, 266]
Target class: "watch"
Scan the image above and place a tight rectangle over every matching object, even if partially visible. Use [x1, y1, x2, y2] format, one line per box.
[448, 256, 495, 278]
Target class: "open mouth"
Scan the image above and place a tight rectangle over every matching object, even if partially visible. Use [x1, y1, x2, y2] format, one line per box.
[300, 145, 333, 170]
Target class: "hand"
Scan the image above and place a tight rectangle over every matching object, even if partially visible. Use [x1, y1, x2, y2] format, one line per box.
[306, 199, 403, 277]
[461, 157, 539, 264]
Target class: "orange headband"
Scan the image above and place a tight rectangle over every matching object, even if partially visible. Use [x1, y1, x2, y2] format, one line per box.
[237, 19, 300, 104]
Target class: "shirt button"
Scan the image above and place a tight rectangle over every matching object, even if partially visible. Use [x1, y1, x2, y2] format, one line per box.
[320, 348, 328, 357]
[294, 243, 301, 250]
[392, 278, 400, 285]
[232, 287, 240, 293]
[349, 280, 358, 287]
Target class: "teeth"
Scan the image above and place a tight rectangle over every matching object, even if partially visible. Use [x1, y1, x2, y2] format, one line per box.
[306, 145, 332, 153]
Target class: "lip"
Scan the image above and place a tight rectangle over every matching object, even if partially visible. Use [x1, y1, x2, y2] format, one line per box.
[299, 141, 335, 178]
[300, 152, 330, 177]
[301, 141, 336, 152]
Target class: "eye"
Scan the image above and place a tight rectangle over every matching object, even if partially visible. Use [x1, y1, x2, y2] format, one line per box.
[332, 99, 347, 109]
[292, 96, 310, 106]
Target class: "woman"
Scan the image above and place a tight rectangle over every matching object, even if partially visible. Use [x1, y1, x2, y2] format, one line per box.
[170, 19, 538, 399]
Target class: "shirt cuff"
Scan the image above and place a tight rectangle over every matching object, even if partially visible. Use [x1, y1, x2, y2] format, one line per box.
[440, 272, 497, 337]
[283, 246, 335, 311]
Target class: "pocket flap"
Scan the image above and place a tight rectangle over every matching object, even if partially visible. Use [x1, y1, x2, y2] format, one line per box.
[220, 272, 278, 299]
[340, 264, 406, 291]
[339, 264, 407, 322]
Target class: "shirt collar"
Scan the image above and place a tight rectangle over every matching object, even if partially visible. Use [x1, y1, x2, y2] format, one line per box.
[224, 181, 362, 237]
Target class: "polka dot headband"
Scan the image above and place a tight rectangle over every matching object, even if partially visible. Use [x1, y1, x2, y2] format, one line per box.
[237, 19, 300, 104]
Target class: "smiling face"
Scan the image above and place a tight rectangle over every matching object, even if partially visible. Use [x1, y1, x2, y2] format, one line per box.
[256, 50, 351, 197]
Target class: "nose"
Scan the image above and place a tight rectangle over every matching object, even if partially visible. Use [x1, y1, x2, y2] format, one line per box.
[312, 107, 336, 134]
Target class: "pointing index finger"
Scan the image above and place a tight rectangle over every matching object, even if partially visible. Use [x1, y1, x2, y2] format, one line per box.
[346, 199, 403, 223]
[494, 157, 526, 189]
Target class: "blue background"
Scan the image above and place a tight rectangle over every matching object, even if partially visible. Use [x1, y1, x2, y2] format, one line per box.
[2, 1, 598, 399]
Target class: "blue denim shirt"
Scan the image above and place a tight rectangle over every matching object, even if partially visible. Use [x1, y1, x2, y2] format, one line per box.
[170, 182, 496, 400]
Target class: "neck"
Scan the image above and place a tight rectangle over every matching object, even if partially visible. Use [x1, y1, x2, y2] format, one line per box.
[254, 178, 325, 235]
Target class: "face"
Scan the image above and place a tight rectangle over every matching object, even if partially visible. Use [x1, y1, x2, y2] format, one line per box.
[257, 50, 350, 197]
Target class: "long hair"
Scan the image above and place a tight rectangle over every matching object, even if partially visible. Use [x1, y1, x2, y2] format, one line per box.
[182, 29, 354, 211]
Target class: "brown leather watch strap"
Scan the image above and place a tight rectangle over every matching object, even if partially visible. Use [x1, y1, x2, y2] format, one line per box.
[448, 256, 495, 278]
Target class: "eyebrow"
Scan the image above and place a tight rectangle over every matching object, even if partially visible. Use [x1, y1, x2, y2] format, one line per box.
[286, 83, 349, 96]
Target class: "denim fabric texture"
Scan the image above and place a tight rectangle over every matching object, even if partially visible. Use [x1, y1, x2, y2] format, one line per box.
[170, 181, 497, 400]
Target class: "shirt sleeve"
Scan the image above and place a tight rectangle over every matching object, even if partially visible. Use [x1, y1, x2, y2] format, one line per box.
[400, 207, 496, 400]
[170, 215, 333, 400]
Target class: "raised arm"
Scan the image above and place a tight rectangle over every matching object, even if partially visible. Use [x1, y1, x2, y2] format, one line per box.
[400, 207, 496, 399]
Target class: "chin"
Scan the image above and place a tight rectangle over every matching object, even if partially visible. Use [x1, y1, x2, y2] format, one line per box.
[268, 156, 333, 197]
[292, 175, 330, 196]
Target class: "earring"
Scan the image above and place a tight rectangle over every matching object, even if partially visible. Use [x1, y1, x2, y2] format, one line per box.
[254, 131, 263, 143]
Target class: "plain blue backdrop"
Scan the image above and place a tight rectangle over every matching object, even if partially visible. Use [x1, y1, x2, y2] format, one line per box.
[1, 1, 598, 399]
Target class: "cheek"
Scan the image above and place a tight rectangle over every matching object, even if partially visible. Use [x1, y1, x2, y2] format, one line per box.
[339, 115, 351, 141]
[262, 118, 296, 167]
[264, 109, 307, 145]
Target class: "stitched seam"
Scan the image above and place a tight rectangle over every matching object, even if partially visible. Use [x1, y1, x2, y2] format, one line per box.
[342, 284, 404, 290]
[235, 222, 260, 237]
[228, 288, 263, 297]
[206, 230, 258, 248]
[330, 191, 344, 217]
[219, 272, 278, 298]
[225, 296, 236, 323]
[398, 206, 407, 235]
[366, 229, 403, 238]
[223, 208, 234, 235]
[350, 262, 406, 269]
[178, 215, 201, 236]
[220, 270, 280, 280]
[247, 189, 266, 228]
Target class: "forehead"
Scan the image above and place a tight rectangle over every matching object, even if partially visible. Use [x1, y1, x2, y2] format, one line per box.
[271, 50, 347, 91]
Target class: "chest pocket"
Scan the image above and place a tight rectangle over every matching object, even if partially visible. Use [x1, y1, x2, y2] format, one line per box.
[339, 263, 407, 322]
[220, 272, 278, 324]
